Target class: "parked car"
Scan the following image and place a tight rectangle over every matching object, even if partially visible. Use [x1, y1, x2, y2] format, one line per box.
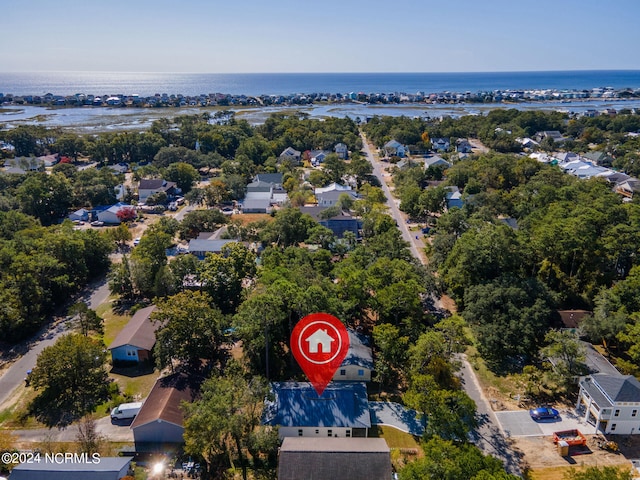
[90, 220, 104, 227]
[133, 237, 141, 246]
[529, 406, 559, 420]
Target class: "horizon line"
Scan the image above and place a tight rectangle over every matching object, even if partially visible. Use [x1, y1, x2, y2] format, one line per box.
[3, 69, 640, 75]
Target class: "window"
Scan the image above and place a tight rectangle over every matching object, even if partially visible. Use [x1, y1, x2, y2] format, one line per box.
[315, 429, 319, 434]
[327, 429, 332, 437]
[615, 409, 620, 417]
[634, 410, 638, 417]
[298, 429, 303, 437]
[358, 369, 365, 376]
[340, 369, 346, 376]
[346, 430, 351, 437]
[611, 424, 617, 431]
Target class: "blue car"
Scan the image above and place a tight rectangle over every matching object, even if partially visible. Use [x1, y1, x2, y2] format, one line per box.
[529, 406, 559, 420]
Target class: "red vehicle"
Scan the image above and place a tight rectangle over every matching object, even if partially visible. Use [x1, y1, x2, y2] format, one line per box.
[553, 429, 587, 446]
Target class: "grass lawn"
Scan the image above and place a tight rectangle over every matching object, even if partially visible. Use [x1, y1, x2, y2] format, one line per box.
[528, 465, 631, 480]
[369, 425, 420, 450]
[465, 341, 522, 409]
[97, 302, 159, 405]
[98, 302, 130, 347]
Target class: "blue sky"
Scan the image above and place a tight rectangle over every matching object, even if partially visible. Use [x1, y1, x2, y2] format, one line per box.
[3, 0, 640, 73]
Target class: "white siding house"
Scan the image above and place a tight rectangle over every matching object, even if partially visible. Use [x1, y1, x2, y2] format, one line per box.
[577, 374, 640, 435]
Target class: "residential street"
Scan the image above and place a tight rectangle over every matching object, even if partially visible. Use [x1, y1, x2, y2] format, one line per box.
[360, 133, 426, 263]
[362, 133, 522, 476]
[0, 278, 111, 409]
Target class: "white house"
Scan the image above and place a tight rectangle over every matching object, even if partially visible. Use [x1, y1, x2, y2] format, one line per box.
[383, 140, 406, 158]
[334, 143, 349, 159]
[333, 330, 373, 382]
[424, 155, 451, 170]
[263, 382, 371, 439]
[577, 373, 640, 434]
[97, 202, 135, 224]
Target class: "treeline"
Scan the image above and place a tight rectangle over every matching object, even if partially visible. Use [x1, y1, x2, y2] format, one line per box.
[405, 153, 640, 371]
[0, 112, 361, 167]
[0, 211, 111, 343]
[363, 108, 640, 157]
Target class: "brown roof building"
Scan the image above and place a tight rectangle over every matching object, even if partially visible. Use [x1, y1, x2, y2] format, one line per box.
[277, 437, 393, 480]
[558, 309, 592, 329]
[108, 305, 158, 365]
[131, 373, 200, 449]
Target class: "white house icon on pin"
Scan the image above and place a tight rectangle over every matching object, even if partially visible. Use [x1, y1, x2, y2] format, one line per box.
[305, 328, 334, 353]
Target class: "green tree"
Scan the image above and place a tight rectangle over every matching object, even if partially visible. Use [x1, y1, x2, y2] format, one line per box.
[68, 302, 103, 337]
[16, 172, 73, 225]
[400, 437, 519, 480]
[540, 329, 588, 386]
[29, 334, 108, 425]
[179, 209, 227, 240]
[152, 291, 224, 371]
[404, 374, 477, 442]
[183, 371, 277, 480]
[164, 162, 200, 193]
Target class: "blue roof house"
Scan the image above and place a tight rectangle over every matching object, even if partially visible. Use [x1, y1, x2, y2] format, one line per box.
[263, 382, 371, 439]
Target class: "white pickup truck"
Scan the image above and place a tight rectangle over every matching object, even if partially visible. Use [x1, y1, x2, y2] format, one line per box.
[110, 402, 143, 420]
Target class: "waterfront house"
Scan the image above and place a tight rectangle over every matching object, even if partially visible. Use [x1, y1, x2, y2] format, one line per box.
[577, 373, 640, 434]
[263, 382, 371, 439]
[108, 305, 158, 366]
[277, 438, 392, 480]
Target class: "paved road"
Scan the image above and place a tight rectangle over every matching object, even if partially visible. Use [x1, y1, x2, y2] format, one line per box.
[361, 134, 425, 263]
[361, 135, 523, 475]
[458, 355, 523, 476]
[10, 415, 134, 443]
[0, 278, 111, 409]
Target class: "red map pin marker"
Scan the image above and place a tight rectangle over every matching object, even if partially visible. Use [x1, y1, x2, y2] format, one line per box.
[291, 313, 350, 396]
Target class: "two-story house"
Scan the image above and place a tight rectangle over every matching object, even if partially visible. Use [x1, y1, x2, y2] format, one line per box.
[577, 373, 640, 434]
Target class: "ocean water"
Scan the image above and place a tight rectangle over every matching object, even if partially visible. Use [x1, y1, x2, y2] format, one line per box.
[2, 71, 640, 97]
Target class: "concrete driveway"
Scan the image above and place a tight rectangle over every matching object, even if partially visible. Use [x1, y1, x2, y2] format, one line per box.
[495, 407, 593, 437]
[369, 401, 425, 436]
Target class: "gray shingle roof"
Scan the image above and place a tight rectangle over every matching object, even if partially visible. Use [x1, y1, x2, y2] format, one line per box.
[108, 305, 158, 351]
[592, 374, 640, 403]
[278, 437, 392, 480]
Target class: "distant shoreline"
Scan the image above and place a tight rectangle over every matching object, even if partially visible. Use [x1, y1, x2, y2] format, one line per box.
[1, 85, 638, 111]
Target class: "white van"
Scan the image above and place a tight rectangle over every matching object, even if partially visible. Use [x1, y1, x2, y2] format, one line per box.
[110, 401, 143, 420]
